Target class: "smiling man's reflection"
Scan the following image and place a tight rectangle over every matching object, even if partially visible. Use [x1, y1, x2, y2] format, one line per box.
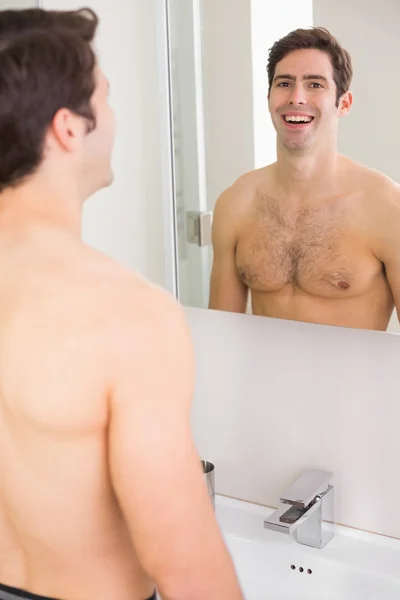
[208, 27, 400, 331]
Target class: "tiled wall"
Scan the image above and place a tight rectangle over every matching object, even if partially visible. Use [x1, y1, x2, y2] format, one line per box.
[186, 307, 400, 539]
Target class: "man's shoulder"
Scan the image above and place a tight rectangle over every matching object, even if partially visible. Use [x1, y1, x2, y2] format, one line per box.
[361, 165, 400, 210]
[342, 155, 400, 199]
[91, 253, 193, 385]
[342, 158, 400, 246]
[230, 164, 274, 194]
[214, 164, 274, 216]
[74, 243, 184, 334]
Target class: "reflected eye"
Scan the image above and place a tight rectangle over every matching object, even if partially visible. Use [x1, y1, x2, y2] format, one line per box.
[309, 82, 323, 88]
[277, 82, 291, 87]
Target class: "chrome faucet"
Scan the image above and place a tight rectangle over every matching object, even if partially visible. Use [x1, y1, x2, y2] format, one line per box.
[263, 469, 334, 549]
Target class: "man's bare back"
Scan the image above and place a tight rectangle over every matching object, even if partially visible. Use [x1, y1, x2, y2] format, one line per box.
[209, 155, 400, 331]
[0, 221, 243, 600]
[0, 225, 155, 599]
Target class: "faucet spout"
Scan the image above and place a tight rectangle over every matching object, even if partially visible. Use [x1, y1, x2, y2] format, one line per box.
[263, 470, 334, 549]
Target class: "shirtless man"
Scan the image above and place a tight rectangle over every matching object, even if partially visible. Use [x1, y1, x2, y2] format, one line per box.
[0, 8, 244, 600]
[209, 27, 400, 331]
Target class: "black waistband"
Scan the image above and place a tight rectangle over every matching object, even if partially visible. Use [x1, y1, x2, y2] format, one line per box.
[0, 583, 60, 600]
[0, 583, 157, 600]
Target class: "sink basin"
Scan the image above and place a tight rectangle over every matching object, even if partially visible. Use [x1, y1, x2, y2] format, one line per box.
[216, 495, 400, 599]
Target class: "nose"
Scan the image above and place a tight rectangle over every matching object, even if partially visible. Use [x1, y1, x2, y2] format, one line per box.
[288, 83, 306, 105]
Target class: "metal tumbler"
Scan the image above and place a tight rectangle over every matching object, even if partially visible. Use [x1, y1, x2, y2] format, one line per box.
[201, 460, 215, 508]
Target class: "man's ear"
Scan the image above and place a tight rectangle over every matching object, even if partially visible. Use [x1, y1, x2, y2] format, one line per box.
[50, 108, 86, 152]
[338, 91, 353, 117]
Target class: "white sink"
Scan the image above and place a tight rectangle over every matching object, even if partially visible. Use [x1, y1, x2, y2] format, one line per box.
[216, 495, 400, 599]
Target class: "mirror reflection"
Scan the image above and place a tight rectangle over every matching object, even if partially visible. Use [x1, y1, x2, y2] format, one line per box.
[170, 0, 400, 333]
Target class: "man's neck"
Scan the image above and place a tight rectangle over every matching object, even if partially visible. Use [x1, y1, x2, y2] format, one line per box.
[0, 174, 83, 237]
[275, 142, 341, 202]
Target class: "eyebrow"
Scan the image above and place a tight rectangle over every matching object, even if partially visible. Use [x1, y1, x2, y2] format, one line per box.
[273, 74, 329, 83]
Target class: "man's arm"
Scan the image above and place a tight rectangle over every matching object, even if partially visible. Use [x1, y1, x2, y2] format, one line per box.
[373, 182, 400, 321]
[208, 188, 248, 312]
[108, 286, 244, 600]
[382, 253, 400, 323]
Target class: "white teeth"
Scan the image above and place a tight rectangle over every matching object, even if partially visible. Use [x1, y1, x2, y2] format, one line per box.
[284, 115, 312, 123]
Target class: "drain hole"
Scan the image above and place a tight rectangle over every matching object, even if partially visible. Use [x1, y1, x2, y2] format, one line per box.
[307, 569, 312, 575]
[290, 565, 296, 570]
[299, 567, 304, 573]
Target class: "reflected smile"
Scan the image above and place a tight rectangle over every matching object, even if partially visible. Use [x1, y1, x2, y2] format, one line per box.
[283, 115, 314, 123]
[281, 114, 314, 129]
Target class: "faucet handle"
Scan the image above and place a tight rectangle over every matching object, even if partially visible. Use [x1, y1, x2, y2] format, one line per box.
[280, 469, 333, 509]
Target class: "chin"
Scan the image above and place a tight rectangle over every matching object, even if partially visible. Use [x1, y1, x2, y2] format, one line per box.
[104, 170, 114, 187]
[285, 142, 308, 151]
[99, 168, 114, 189]
[282, 136, 313, 152]
[84, 172, 114, 200]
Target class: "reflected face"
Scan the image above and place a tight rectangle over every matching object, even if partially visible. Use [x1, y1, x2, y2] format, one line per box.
[268, 49, 351, 151]
[80, 67, 116, 194]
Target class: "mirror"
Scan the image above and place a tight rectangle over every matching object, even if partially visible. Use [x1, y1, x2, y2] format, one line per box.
[168, 0, 400, 333]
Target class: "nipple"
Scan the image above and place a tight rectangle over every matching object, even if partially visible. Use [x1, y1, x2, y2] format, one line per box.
[337, 280, 350, 290]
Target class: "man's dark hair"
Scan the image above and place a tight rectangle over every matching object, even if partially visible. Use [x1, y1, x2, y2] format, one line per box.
[267, 27, 353, 106]
[0, 7, 99, 193]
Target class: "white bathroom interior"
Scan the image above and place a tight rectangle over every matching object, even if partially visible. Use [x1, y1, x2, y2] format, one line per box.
[4, 0, 400, 597]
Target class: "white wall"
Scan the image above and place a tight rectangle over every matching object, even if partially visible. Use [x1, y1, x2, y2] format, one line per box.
[0, 0, 36, 7]
[187, 306, 400, 540]
[312, 0, 400, 333]
[42, 0, 166, 287]
[201, 0, 255, 206]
